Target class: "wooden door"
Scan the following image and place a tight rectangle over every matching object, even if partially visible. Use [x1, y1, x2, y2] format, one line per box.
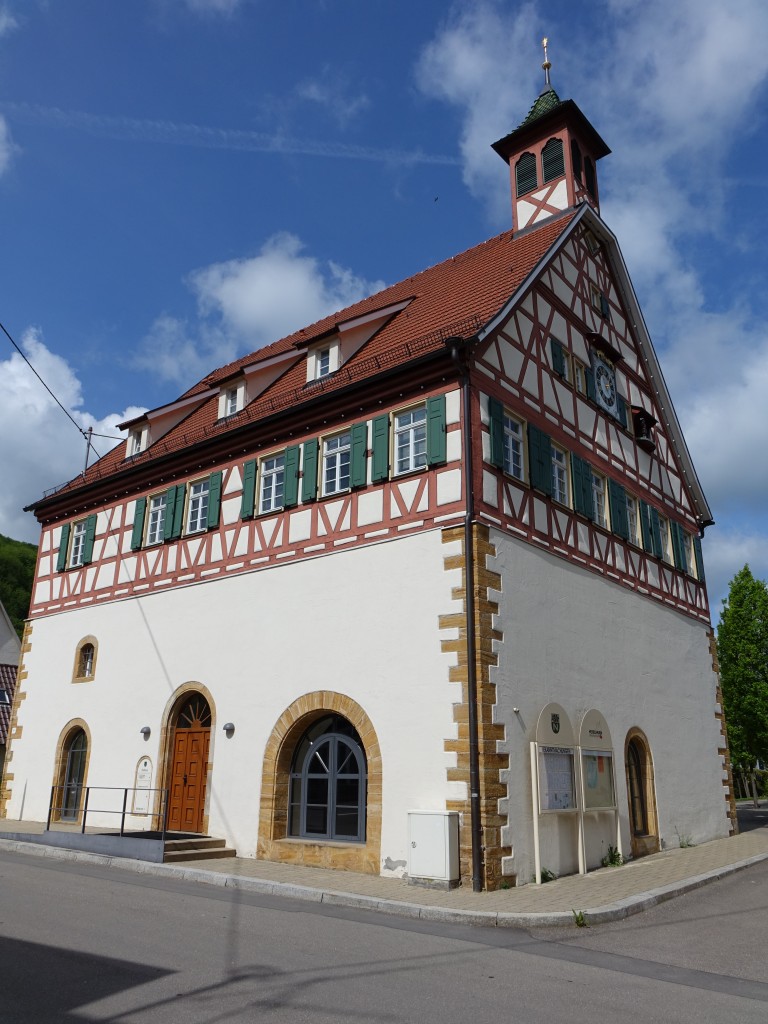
[168, 727, 210, 833]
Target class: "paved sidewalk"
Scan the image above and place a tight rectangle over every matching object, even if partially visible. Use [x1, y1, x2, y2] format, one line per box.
[2, 817, 767, 928]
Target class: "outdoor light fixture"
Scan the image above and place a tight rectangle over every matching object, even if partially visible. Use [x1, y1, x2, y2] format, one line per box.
[140, 726, 151, 738]
[223, 722, 235, 736]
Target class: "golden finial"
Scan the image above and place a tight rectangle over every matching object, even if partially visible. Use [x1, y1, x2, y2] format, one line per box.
[542, 37, 552, 88]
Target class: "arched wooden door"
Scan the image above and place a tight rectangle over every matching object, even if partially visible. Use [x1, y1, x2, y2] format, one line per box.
[61, 729, 88, 822]
[168, 694, 211, 833]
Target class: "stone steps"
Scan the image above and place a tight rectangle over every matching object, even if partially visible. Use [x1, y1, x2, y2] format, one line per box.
[163, 836, 237, 863]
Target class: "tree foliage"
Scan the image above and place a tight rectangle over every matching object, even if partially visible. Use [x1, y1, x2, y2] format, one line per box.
[717, 565, 768, 770]
[0, 533, 37, 639]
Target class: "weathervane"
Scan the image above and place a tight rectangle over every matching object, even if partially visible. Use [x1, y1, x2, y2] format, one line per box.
[542, 37, 552, 87]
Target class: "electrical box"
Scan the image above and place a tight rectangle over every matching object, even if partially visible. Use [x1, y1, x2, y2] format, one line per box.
[407, 810, 460, 884]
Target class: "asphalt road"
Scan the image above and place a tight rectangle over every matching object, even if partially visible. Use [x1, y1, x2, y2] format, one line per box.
[0, 848, 766, 1024]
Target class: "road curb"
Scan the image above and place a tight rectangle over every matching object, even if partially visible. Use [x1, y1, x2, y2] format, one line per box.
[2, 836, 767, 929]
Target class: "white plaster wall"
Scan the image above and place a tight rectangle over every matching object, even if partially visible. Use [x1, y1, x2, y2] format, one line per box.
[489, 530, 728, 884]
[8, 530, 461, 873]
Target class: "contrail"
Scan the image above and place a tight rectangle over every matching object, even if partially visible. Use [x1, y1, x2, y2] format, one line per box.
[0, 101, 460, 167]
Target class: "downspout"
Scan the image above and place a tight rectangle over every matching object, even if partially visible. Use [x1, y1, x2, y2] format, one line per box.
[447, 336, 484, 892]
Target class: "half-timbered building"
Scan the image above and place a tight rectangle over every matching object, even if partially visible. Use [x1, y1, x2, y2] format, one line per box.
[1, 80, 735, 888]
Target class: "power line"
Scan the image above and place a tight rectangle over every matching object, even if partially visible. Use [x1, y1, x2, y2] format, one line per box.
[0, 318, 105, 461]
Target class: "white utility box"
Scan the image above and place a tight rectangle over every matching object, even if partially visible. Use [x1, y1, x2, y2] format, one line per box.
[407, 810, 460, 886]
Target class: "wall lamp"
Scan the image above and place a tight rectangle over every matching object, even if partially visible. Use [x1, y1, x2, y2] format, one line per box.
[223, 722, 235, 737]
[140, 726, 151, 738]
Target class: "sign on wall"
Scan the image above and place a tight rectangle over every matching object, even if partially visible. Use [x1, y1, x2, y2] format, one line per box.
[132, 757, 153, 815]
[538, 746, 576, 810]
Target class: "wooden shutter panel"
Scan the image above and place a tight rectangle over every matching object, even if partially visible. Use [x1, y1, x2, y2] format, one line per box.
[650, 506, 663, 559]
[82, 514, 97, 565]
[426, 395, 447, 466]
[351, 422, 368, 488]
[670, 521, 688, 572]
[207, 471, 223, 529]
[371, 415, 390, 483]
[515, 152, 537, 196]
[639, 500, 653, 553]
[488, 397, 504, 469]
[542, 138, 564, 183]
[301, 439, 319, 502]
[240, 460, 257, 520]
[585, 367, 596, 403]
[283, 445, 300, 508]
[131, 497, 147, 551]
[608, 479, 629, 540]
[550, 338, 566, 377]
[616, 394, 628, 430]
[527, 424, 552, 495]
[166, 484, 186, 541]
[571, 453, 594, 519]
[56, 523, 71, 572]
[693, 535, 705, 580]
[600, 292, 610, 319]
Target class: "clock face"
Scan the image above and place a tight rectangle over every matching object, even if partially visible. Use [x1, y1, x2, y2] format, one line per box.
[595, 361, 616, 408]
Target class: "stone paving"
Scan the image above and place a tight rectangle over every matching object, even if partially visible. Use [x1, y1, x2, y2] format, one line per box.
[2, 817, 767, 927]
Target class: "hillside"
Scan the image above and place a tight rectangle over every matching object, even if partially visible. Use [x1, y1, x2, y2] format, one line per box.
[0, 533, 37, 638]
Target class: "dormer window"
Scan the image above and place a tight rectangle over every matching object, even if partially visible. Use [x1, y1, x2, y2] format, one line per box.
[217, 379, 245, 420]
[542, 138, 564, 183]
[307, 340, 340, 383]
[515, 152, 538, 197]
[127, 426, 148, 459]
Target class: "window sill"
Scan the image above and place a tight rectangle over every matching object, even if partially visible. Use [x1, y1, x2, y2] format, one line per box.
[278, 836, 365, 848]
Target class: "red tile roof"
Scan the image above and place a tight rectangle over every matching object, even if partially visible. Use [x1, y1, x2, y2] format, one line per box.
[34, 213, 577, 508]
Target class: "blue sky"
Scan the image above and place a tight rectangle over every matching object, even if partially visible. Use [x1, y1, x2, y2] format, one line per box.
[0, 0, 766, 621]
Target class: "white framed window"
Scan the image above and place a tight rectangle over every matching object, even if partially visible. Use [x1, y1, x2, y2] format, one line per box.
[128, 429, 144, 457]
[574, 360, 586, 395]
[394, 406, 427, 475]
[308, 341, 339, 382]
[225, 388, 239, 416]
[317, 348, 331, 379]
[259, 454, 285, 514]
[146, 494, 167, 546]
[592, 473, 608, 529]
[551, 446, 569, 505]
[186, 480, 209, 534]
[70, 521, 87, 567]
[323, 433, 351, 496]
[625, 493, 640, 546]
[503, 414, 524, 480]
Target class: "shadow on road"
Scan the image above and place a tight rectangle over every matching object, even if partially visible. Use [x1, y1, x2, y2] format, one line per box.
[736, 803, 768, 833]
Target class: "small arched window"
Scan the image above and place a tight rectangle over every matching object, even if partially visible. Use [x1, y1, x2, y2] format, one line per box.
[627, 738, 648, 836]
[542, 138, 564, 183]
[61, 729, 88, 822]
[571, 139, 583, 181]
[515, 152, 538, 197]
[584, 157, 596, 197]
[72, 636, 98, 682]
[289, 714, 367, 843]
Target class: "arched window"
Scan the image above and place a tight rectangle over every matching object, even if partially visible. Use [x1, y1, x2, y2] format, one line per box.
[289, 714, 366, 842]
[61, 729, 88, 821]
[72, 636, 98, 682]
[542, 138, 564, 183]
[515, 152, 538, 197]
[627, 738, 648, 836]
[584, 157, 596, 197]
[571, 139, 583, 181]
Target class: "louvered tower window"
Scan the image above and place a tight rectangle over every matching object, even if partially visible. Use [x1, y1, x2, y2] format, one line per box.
[571, 139, 583, 180]
[542, 138, 564, 183]
[515, 152, 537, 196]
[585, 157, 596, 196]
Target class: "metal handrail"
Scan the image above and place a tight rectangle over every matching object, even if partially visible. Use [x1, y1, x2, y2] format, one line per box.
[47, 785, 170, 842]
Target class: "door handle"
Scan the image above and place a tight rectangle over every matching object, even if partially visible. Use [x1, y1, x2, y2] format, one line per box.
[183, 774, 188, 785]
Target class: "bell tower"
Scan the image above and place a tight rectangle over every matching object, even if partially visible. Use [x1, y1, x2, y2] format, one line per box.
[492, 39, 611, 234]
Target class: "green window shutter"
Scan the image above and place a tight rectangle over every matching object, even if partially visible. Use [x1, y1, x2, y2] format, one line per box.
[301, 439, 319, 502]
[693, 535, 705, 580]
[371, 415, 390, 483]
[240, 460, 257, 520]
[284, 445, 300, 508]
[131, 497, 147, 551]
[670, 521, 687, 572]
[571, 453, 594, 519]
[650, 506, 663, 559]
[351, 422, 368, 488]
[550, 338, 566, 377]
[82, 514, 97, 565]
[585, 367, 596, 403]
[527, 423, 552, 495]
[600, 292, 610, 319]
[56, 523, 71, 572]
[608, 479, 629, 540]
[426, 394, 447, 466]
[488, 397, 504, 469]
[616, 394, 628, 430]
[166, 484, 186, 541]
[207, 471, 222, 529]
[639, 500, 653, 553]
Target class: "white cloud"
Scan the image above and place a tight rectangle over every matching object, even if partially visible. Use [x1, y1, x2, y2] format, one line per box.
[0, 117, 17, 176]
[0, 6, 18, 38]
[0, 329, 144, 543]
[701, 529, 768, 625]
[137, 233, 386, 385]
[416, 0, 768, 619]
[296, 68, 370, 128]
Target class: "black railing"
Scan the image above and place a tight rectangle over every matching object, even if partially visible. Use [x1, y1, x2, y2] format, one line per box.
[47, 785, 169, 841]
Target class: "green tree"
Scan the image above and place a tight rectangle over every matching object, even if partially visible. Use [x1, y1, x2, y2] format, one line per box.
[717, 565, 768, 794]
[0, 533, 37, 639]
